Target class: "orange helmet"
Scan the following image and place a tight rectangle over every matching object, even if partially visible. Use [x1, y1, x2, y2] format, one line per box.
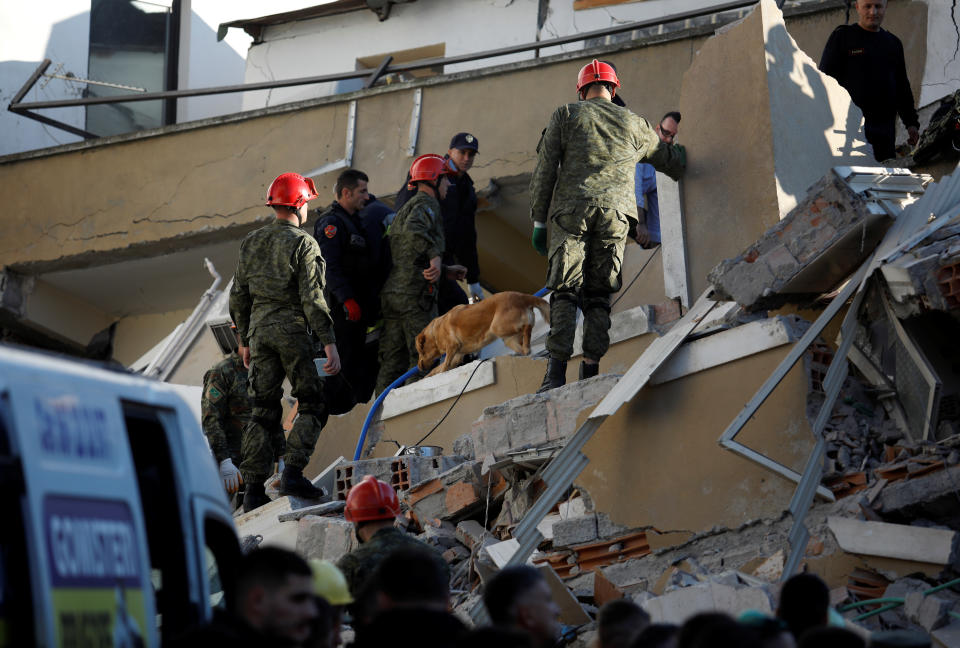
[266, 172, 318, 208]
[576, 59, 621, 93]
[407, 154, 455, 189]
[344, 475, 401, 523]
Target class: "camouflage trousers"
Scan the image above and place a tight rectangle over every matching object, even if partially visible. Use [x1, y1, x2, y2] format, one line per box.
[375, 294, 436, 394]
[545, 205, 630, 362]
[242, 322, 328, 481]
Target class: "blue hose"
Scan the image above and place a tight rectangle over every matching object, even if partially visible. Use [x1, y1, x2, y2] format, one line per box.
[353, 365, 419, 460]
[352, 286, 549, 461]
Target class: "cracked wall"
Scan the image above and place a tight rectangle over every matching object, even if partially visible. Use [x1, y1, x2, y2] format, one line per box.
[0, 1, 929, 302]
[919, 0, 960, 106]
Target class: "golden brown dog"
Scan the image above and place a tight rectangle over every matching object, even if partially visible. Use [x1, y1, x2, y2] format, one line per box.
[416, 291, 550, 376]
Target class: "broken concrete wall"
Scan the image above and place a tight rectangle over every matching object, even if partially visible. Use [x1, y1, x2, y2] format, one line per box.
[578, 343, 817, 533]
[679, 0, 874, 298]
[708, 171, 880, 310]
[466, 374, 621, 460]
[881, 221, 960, 314]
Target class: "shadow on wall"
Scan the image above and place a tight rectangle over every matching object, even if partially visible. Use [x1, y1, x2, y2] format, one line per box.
[179, 9, 246, 123]
[764, 21, 865, 212]
[0, 10, 90, 156]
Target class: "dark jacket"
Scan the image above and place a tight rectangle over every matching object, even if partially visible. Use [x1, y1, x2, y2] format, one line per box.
[313, 201, 382, 320]
[819, 24, 918, 128]
[351, 607, 468, 648]
[396, 159, 481, 283]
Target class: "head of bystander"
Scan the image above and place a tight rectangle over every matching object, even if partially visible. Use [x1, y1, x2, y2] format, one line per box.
[598, 599, 651, 648]
[855, 0, 886, 32]
[777, 573, 831, 641]
[484, 566, 561, 648]
[235, 547, 318, 646]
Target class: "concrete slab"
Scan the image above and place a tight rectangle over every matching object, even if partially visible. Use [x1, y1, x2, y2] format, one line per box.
[679, 0, 870, 298]
[827, 516, 956, 565]
[642, 582, 773, 625]
[381, 359, 497, 420]
[234, 497, 300, 550]
[649, 315, 802, 385]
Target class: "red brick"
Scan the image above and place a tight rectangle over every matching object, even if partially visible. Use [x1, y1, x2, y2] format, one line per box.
[445, 482, 479, 515]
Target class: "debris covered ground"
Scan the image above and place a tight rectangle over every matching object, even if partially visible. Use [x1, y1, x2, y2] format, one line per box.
[233, 164, 960, 646]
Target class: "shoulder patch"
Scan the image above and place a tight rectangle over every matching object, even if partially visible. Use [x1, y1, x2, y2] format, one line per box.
[324, 224, 338, 238]
[207, 386, 223, 402]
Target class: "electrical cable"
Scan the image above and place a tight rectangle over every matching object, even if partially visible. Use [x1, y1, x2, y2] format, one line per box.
[413, 358, 490, 447]
[611, 245, 662, 308]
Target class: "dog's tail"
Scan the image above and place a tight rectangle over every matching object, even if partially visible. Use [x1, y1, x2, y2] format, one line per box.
[527, 295, 550, 324]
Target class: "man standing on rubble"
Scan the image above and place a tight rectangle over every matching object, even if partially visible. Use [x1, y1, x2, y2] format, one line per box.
[818, 0, 919, 161]
[375, 154, 466, 393]
[336, 475, 448, 619]
[230, 172, 341, 512]
[313, 169, 381, 411]
[396, 132, 485, 311]
[529, 60, 686, 392]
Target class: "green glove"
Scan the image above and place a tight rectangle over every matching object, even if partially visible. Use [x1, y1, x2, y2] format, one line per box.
[675, 143, 687, 169]
[532, 223, 548, 256]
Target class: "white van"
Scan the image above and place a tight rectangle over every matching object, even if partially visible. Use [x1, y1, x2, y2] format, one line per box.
[0, 343, 240, 647]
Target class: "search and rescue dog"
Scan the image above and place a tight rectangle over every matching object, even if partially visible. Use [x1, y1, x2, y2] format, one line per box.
[416, 291, 550, 376]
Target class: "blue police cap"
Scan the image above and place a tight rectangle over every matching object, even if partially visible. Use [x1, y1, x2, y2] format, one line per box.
[449, 132, 479, 152]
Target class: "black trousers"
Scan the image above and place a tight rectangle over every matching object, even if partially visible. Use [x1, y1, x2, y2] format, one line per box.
[329, 305, 377, 410]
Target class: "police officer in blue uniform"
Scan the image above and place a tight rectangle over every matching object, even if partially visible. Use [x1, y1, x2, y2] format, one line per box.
[313, 169, 384, 409]
[395, 132, 483, 314]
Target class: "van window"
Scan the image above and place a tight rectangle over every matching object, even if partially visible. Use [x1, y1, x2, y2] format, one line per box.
[0, 395, 34, 647]
[203, 518, 241, 616]
[121, 402, 195, 642]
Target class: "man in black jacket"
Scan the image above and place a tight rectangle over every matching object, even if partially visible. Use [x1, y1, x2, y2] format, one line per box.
[819, 0, 919, 161]
[395, 132, 484, 314]
[313, 169, 382, 408]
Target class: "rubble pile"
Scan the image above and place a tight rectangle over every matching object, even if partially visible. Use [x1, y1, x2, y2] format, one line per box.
[233, 166, 960, 645]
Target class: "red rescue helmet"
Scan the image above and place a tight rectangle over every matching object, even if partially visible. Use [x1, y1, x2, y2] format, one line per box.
[407, 154, 455, 190]
[266, 172, 319, 208]
[576, 59, 621, 93]
[344, 475, 401, 523]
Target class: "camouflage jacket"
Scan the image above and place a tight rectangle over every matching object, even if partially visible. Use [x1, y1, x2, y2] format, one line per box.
[381, 191, 445, 298]
[336, 526, 449, 599]
[229, 219, 335, 346]
[530, 97, 686, 224]
[201, 352, 249, 464]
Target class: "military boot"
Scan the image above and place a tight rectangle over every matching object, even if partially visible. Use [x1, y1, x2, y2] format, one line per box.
[537, 358, 567, 393]
[579, 361, 599, 380]
[279, 466, 325, 500]
[243, 482, 270, 513]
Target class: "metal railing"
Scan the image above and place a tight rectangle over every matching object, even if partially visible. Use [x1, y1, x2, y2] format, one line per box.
[7, 0, 766, 139]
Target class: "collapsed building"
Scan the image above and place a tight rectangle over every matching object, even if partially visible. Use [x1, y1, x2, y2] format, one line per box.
[223, 2, 960, 644]
[3, 0, 960, 644]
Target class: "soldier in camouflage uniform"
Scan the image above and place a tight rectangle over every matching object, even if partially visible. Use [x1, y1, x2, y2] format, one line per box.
[375, 154, 465, 393]
[336, 476, 448, 621]
[229, 172, 341, 512]
[202, 341, 248, 494]
[530, 60, 687, 392]
[202, 326, 287, 498]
